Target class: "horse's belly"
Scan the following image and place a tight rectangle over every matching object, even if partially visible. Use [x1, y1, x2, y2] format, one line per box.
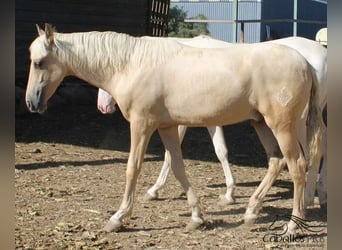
[165, 98, 254, 126]
[159, 73, 254, 126]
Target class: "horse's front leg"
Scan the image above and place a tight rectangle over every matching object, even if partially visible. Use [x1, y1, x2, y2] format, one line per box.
[144, 125, 188, 201]
[158, 126, 204, 231]
[103, 120, 155, 232]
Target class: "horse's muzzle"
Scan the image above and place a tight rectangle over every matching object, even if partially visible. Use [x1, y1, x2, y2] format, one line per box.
[26, 99, 46, 114]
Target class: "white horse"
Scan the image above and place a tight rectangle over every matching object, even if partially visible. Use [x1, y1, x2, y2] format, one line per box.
[97, 35, 328, 210]
[26, 24, 323, 234]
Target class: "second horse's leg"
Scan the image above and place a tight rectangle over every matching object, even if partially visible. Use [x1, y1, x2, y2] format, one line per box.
[144, 125, 188, 201]
[207, 126, 235, 205]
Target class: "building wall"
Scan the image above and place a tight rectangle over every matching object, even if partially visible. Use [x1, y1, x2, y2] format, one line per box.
[15, 0, 170, 114]
[261, 0, 327, 41]
[297, 0, 327, 39]
[171, 0, 326, 43]
[16, 0, 153, 83]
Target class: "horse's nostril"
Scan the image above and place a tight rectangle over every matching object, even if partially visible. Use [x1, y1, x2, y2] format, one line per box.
[37, 100, 42, 109]
[26, 100, 32, 110]
[26, 99, 39, 112]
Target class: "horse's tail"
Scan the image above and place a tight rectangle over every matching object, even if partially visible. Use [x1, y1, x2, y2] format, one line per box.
[306, 64, 324, 175]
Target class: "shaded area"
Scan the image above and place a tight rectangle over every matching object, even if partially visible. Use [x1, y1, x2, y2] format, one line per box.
[16, 103, 267, 167]
[15, 156, 163, 170]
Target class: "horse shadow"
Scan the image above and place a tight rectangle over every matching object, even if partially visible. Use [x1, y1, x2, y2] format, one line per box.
[16, 103, 268, 169]
[15, 156, 162, 170]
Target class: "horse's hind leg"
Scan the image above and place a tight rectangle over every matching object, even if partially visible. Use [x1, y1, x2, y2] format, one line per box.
[144, 125, 188, 201]
[158, 126, 204, 231]
[305, 107, 326, 208]
[272, 128, 307, 235]
[245, 119, 286, 225]
[299, 116, 318, 208]
[317, 122, 327, 209]
[207, 126, 235, 205]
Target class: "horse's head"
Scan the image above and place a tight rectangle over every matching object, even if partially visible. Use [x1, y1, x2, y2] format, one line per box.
[97, 88, 117, 114]
[25, 23, 68, 113]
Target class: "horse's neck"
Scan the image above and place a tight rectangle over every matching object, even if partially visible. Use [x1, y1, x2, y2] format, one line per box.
[55, 32, 182, 90]
[55, 32, 137, 88]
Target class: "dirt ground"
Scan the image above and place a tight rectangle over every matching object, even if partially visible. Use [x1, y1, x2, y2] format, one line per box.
[15, 102, 327, 250]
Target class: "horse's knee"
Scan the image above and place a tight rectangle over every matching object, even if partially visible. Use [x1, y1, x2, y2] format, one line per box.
[126, 167, 139, 180]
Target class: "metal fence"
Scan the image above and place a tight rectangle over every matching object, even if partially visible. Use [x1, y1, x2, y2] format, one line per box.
[170, 0, 327, 43]
[148, 0, 171, 36]
[170, 0, 262, 42]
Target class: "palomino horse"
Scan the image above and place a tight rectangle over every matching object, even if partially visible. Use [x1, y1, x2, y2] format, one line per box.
[98, 88, 234, 205]
[97, 35, 327, 210]
[98, 35, 236, 205]
[26, 24, 323, 234]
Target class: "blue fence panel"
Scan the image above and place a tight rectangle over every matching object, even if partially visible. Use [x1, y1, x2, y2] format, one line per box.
[170, 0, 262, 42]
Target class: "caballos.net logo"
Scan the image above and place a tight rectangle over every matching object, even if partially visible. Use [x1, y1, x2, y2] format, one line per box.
[262, 214, 325, 246]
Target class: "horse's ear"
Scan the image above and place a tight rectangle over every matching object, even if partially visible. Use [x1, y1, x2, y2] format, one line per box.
[36, 24, 44, 36]
[44, 23, 55, 48]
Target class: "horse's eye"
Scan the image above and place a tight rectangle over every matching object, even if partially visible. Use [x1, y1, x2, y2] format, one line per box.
[33, 61, 43, 69]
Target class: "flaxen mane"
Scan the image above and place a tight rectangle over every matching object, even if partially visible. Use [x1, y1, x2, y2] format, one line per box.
[46, 31, 183, 75]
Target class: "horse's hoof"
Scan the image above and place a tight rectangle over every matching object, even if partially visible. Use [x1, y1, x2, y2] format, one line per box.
[218, 196, 235, 206]
[244, 214, 257, 226]
[185, 220, 204, 232]
[284, 225, 297, 236]
[142, 192, 158, 202]
[103, 219, 122, 232]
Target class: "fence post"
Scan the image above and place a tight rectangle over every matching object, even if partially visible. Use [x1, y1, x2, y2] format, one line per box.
[240, 22, 244, 43]
[293, 0, 298, 36]
[232, 0, 238, 43]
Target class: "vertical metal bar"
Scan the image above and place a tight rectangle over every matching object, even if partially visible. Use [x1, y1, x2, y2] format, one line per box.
[240, 21, 244, 43]
[232, 0, 238, 43]
[293, 0, 297, 36]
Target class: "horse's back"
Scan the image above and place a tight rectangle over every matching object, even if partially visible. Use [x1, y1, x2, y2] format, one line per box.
[180, 36, 231, 48]
[146, 43, 312, 126]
